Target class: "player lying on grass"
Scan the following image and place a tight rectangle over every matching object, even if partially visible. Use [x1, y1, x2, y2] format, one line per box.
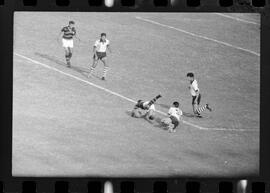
[131, 95, 162, 121]
[187, 72, 212, 117]
[161, 101, 183, 133]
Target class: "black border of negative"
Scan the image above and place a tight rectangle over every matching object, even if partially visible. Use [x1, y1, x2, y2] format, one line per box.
[0, 0, 270, 192]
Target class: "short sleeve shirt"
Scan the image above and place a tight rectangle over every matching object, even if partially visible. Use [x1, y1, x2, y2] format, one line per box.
[94, 39, 110, 52]
[190, 79, 199, 96]
[168, 107, 182, 121]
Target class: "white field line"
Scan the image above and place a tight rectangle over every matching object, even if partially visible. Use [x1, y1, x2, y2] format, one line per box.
[135, 16, 260, 57]
[214, 13, 260, 26]
[14, 52, 256, 132]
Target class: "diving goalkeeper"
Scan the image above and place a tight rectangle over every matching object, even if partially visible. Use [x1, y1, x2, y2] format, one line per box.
[131, 94, 162, 121]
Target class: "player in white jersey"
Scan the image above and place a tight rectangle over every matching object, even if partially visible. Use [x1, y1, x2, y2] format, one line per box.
[187, 72, 212, 117]
[88, 33, 112, 80]
[161, 101, 182, 133]
[131, 95, 162, 121]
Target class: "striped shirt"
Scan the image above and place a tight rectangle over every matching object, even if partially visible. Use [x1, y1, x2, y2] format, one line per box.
[61, 26, 76, 40]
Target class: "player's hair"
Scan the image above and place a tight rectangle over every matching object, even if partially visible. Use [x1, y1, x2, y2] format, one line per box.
[69, 21, 75, 25]
[186, 72, 194, 77]
[173, 101, 179, 107]
[101, 33, 106, 37]
[137, 100, 142, 104]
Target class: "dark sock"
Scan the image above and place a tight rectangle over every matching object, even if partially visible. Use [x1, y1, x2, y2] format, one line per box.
[148, 95, 162, 106]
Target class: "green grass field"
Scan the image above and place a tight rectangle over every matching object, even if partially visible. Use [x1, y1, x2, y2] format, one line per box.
[13, 12, 260, 177]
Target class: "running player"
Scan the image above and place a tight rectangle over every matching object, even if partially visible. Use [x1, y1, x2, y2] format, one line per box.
[58, 21, 77, 67]
[88, 33, 112, 80]
[161, 101, 182, 133]
[186, 72, 212, 117]
[131, 94, 162, 121]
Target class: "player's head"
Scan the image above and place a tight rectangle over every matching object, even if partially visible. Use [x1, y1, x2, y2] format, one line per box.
[136, 100, 143, 107]
[186, 72, 194, 81]
[100, 33, 106, 41]
[173, 101, 179, 108]
[69, 21, 75, 27]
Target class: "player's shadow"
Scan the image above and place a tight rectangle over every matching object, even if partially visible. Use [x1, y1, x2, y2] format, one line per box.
[156, 103, 170, 109]
[35, 52, 66, 67]
[126, 110, 168, 130]
[126, 110, 155, 125]
[153, 117, 167, 130]
[182, 112, 197, 118]
[125, 110, 133, 117]
[34, 52, 100, 79]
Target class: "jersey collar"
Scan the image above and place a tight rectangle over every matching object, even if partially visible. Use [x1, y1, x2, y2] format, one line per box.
[100, 39, 106, 43]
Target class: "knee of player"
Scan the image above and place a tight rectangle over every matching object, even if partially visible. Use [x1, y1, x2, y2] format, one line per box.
[147, 109, 155, 116]
[103, 59, 108, 65]
[148, 105, 156, 111]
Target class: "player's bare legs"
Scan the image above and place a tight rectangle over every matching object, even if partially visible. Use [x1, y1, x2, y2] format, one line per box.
[194, 103, 212, 117]
[68, 47, 73, 60]
[101, 57, 108, 80]
[145, 109, 155, 121]
[64, 48, 71, 67]
[88, 55, 99, 78]
[193, 103, 198, 115]
[161, 118, 175, 132]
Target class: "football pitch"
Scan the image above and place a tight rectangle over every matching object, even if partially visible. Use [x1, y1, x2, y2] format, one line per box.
[13, 12, 260, 177]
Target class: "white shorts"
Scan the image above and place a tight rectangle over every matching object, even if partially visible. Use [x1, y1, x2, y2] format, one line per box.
[148, 104, 155, 111]
[62, 38, 74, 48]
[142, 102, 155, 111]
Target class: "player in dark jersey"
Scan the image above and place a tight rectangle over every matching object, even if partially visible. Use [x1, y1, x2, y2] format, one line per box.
[58, 21, 77, 67]
[131, 94, 162, 121]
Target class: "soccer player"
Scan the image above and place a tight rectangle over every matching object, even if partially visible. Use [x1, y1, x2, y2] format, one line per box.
[88, 33, 112, 80]
[161, 101, 183, 133]
[186, 72, 212, 117]
[58, 21, 77, 67]
[131, 94, 162, 121]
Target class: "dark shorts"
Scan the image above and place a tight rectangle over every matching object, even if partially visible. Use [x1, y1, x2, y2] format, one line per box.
[192, 93, 201, 105]
[93, 52, 106, 60]
[170, 116, 179, 129]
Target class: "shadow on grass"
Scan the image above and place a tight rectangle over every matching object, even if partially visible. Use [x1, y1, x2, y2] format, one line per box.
[182, 112, 197, 118]
[153, 117, 168, 131]
[125, 110, 133, 117]
[156, 103, 170, 109]
[126, 110, 167, 130]
[34, 52, 101, 80]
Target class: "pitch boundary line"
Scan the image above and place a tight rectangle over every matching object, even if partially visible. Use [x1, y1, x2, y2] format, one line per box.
[213, 13, 260, 26]
[14, 53, 257, 132]
[135, 16, 260, 57]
